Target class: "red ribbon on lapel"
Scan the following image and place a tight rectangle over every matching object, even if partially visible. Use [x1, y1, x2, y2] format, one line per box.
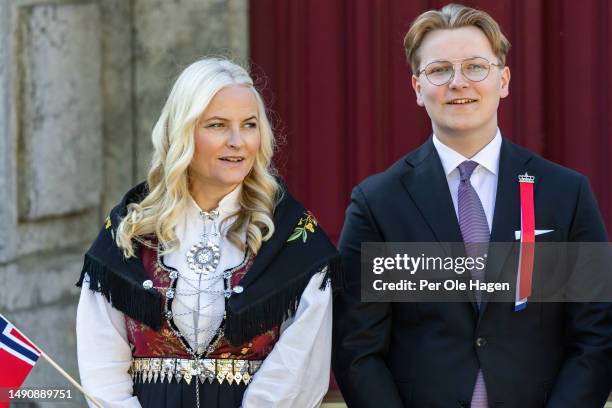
[515, 173, 535, 311]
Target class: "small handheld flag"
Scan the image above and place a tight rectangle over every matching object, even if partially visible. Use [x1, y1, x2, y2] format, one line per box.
[0, 314, 103, 408]
[0, 314, 42, 407]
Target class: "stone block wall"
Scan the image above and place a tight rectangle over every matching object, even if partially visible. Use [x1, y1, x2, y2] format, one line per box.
[0, 0, 248, 405]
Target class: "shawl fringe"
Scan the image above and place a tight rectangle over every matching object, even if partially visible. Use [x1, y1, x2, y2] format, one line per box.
[224, 255, 339, 346]
[77, 254, 163, 331]
[319, 254, 344, 292]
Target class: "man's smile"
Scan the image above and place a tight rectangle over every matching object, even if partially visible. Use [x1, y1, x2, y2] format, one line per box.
[446, 98, 478, 105]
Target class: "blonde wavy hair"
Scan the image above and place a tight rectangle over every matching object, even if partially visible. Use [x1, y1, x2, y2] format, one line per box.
[116, 58, 281, 258]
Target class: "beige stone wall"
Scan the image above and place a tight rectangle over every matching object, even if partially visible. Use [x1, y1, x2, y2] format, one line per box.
[0, 0, 248, 405]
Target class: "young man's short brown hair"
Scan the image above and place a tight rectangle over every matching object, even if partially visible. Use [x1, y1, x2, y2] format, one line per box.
[403, 3, 511, 74]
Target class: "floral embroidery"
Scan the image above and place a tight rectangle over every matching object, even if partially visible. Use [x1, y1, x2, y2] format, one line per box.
[287, 211, 318, 243]
[126, 248, 190, 358]
[105, 216, 112, 229]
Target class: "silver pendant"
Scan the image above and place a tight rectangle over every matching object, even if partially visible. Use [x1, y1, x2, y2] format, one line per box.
[186, 240, 220, 274]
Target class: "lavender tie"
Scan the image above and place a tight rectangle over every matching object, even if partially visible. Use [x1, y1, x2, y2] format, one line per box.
[457, 160, 489, 408]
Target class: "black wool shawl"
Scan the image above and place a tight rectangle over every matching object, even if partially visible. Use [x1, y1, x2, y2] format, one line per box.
[76, 182, 341, 345]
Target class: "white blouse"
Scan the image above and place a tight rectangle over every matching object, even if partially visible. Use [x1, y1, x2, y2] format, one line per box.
[165, 186, 244, 355]
[76, 188, 332, 408]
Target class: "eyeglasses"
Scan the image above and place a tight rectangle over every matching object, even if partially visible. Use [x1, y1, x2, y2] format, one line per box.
[417, 57, 502, 86]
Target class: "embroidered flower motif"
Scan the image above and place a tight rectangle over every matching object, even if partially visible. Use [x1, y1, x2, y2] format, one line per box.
[287, 211, 318, 242]
[105, 216, 112, 229]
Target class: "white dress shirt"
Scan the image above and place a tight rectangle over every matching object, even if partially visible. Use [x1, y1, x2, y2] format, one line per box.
[76, 187, 332, 408]
[432, 130, 502, 231]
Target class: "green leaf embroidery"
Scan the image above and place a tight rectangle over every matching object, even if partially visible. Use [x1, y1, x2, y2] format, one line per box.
[287, 230, 302, 242]
[286, 211, 319, 243]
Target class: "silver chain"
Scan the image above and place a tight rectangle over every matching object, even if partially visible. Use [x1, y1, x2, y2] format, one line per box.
[156, 246, 250, 407]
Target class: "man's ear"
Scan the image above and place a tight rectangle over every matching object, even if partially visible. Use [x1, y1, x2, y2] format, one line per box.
[411, 75, 425, 107]
[500, 66, 511, 99]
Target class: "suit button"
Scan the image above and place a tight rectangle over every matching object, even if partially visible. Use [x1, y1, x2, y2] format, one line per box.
[476, 337, 487, 347]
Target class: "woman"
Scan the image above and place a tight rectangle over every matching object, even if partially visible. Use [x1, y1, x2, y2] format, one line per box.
[76, 58, 339, 408]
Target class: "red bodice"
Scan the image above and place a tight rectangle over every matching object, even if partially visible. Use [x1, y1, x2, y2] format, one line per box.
[125, 246, 279, 359]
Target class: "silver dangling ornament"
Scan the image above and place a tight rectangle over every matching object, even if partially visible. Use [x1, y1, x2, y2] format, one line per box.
[186, 241, 220, 274]
[186, 208, 221, 274]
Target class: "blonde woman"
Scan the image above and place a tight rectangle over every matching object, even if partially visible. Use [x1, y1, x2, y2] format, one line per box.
[76, 58, 339, 408]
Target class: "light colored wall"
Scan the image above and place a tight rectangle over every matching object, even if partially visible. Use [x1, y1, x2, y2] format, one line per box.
[0, 0, 248, 405]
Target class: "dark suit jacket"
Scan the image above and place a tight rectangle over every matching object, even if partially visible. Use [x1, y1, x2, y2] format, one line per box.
[332, 138, 612, 408]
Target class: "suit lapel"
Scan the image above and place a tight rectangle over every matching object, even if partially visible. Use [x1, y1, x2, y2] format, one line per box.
[479, 138, 533, 316]
[401, 139, 475, 309]
[401, 139, 463, 247]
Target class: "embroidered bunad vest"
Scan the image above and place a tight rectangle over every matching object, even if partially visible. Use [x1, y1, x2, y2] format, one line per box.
[126, 246, 279, 385]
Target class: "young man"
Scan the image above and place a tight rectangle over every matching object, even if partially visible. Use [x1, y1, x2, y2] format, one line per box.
[332, 4, 612, 408]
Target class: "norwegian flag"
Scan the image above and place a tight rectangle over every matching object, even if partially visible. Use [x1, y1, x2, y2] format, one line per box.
[0, 314, 41, 407]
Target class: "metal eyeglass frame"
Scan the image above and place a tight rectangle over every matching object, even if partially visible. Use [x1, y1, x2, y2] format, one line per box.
[416, 56, 503, 86]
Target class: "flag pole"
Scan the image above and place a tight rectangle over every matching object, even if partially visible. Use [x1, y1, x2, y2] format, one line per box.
[38, 351, 104, 408]
[0, 314, 104, 408]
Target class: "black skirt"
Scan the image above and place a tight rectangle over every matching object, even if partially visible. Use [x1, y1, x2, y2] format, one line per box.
[134, 380, 247, 408]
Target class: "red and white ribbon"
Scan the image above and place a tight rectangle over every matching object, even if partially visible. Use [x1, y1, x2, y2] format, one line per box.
[515, 173, 535, 311]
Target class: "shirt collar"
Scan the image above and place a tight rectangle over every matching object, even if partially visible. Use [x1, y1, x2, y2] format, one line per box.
[189, 184, 242, 218]
[432, 129, 502, 176]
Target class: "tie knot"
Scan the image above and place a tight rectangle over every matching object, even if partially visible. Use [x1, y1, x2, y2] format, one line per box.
[458, 160, 478, 182]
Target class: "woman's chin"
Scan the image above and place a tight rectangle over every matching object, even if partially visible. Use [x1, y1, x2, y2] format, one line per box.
[213, 174, 248, 188]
